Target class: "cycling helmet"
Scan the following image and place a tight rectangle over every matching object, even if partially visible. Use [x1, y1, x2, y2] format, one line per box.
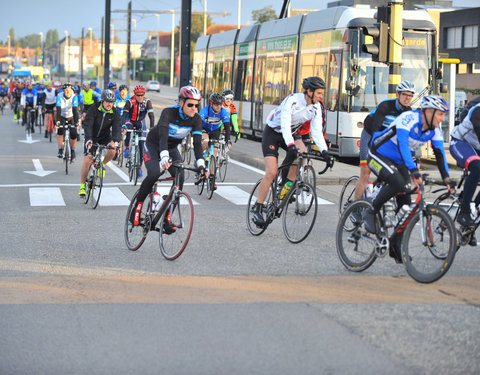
[82, 80, 89, 87]
[302, 76, 326, 91]
[108, 81, 117, 89]
[222, 89, 234, 99]
[90, 80, 97, 86]
[209, 92, 223, 105]
[178, 85, 201, 101]
[62, 82, 73, 90]
[101, 89, 116, 102]
[119, 84, 128, 92]
[54, 81, 61, 87]
[133, 85, 146, 94]
[396, 80, 415, 93]
[39, 79, 45, 85]
[420, 95, 449, 112]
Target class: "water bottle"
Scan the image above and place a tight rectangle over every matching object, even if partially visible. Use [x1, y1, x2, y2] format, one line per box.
[366, 181, 374, 199]
[397, 204, 411, 222]
[470, 202, 478, 221]
[383, 199, 396, 227]
[279, 181, 292, 200]
[371, 184, 380, 200]
[152, 192, 163, 212]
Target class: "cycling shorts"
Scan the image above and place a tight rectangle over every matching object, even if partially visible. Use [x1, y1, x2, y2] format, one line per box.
[56, 117, 78, 140]
[450, 137, 480, 170]
[44, 104, 55, 113]
[85, 136, 113, 156]
[203, 128, 221, 141]
[262, 125, 288, 158]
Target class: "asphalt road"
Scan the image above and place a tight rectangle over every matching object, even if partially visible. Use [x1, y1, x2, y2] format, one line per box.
[0, 97, 479, 375]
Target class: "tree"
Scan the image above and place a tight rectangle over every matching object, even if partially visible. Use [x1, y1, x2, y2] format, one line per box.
[45, 29, 59, 49]
[9, 27, 15, 44]
[252, 5, 277, 24]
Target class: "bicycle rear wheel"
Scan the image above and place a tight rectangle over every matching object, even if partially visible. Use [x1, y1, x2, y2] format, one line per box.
[90, 164, 104, 209]
[336, 199, 377, 272]
[218, 147, 228, 182]
[246, 179, 274, 236]
[84, 169, 93, 204]
[282, 181, 318, 243]
[402, 205, 456, 283]
[206, 158, 216, 199]
[125, 190, 150, 251]
[159, 191, 194, 260]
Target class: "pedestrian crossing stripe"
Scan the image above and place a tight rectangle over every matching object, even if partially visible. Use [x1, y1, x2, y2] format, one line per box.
[28, 186, 334, 206]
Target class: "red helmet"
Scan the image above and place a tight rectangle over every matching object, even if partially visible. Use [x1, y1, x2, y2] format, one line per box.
[133, 85, 146, 94]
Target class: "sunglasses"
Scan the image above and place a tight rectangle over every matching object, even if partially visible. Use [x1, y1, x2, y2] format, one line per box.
[186, 103, 200, 108]
[135, 94, 144, 97]
[224, 97, 233, 101]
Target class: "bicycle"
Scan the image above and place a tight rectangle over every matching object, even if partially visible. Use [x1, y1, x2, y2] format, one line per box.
[125, 128, 144, 186]
[36, 105, 44, 134]
[336, 175, 457, 283]
[57, 121, 76, 175]
[124, 162, 200, 260]
[83, 143, 116, 209]
[116, 133, 126, 167]
[246, 152, 318, 244]
[217, 133, 229, 182]
[44, 108, 55, 143]
[204, 138, 219, 199]
[433, 168, 478, 249]
[180, 133, 193, 165]
[25, 106, 36, 136]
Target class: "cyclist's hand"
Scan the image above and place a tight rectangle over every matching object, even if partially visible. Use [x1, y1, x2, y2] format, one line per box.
[325, 138, 332, 149]
[444, 177, 456, 194]
[85, 140, 93, 150]
[286, 144, 298, 160]
[322, 150, 334, 168]
[160, 155, 171, 170]
[410, 171, 423, 188]
[227, 141, 232, 150]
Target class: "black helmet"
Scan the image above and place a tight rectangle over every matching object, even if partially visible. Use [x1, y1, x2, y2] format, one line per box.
[222, 89, 234, 98]
[108, 81, 117, 89]
[62, 82, 73, 90]
[119, 84, 128, 92]
[101, 89, 116, 103]
[302, 76, 326, 91]
[209, 93, 223, 105]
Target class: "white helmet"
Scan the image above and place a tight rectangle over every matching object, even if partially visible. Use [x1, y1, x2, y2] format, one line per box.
[420, 95, 449, 112]
[396, 80, 415, 94]
[39, 78, 45, 85]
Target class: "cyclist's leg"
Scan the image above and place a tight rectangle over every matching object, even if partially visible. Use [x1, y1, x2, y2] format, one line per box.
[202, 131, 209, 152]
[354, 129, 373, 200]
[102, 140, 117, 165]
[56, 117, 65, 157]
[257, 126, 282, 205]
[136, 141, 161, 205]
[68, 120, 78, 160]
[167, 147, 184, 189]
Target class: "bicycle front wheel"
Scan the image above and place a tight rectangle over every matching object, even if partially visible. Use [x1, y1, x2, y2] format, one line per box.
[206, 158, 216, 199]
[282, 182, 318, 243]
[133, 147, 140, 186]
[90, 165, 104, 209]
[125, 190, 150, 251]
[195, 172, 204, 195]
[246, 179, 274, 236]
[64, 142, 71, 175]
[336, 199, 377, 272]
[159, 191, 194, 260]
[218, 150, 228, 182]
[301, 163, 316, 191]
[402, 205, 457, 283]
[339, 175, 359, 215]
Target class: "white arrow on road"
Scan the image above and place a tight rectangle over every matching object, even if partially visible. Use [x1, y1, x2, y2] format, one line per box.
[18, 134, 41, 144]
[24, 159, 56, 177]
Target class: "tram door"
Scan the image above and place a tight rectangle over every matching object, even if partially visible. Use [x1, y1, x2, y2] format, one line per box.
[253, 56, 266, 135]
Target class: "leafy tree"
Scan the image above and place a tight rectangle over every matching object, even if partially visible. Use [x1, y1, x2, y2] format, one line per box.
[9, 27, 15, 44]
[252, 5, 277, 24]
[45, 29, 59, 49]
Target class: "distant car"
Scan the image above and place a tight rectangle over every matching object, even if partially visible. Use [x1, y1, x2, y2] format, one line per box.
[146, 80, 160, 92]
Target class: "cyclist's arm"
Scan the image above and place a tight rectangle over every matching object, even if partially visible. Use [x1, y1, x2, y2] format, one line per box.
[192, 116, 205, 168]
[230, 112, 239, 132]
[221, 108, 231, 142]
[157, 110, 171, 153]
[431, 140, 449, 180]
[310, 106, 328, 153]
[369, 101, 390, 133]
[147, 99, 154, 129]
[111, 109, 122, 143]
[20, 91, 26, 107]
[83, 106, 94, 141]
[55, 95, 62, 123]
[279, 95, 296, 147]
[72, 96, 79, 124]
[470, 107, 480, 143]
[120, 100, 131, 125]
[396, 127, 418, 172]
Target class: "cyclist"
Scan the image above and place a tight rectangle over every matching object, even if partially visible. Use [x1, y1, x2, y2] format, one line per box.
[363, 95, 455, 255]
[130, 85, 206, 231]
[108, 81, 117, 94]
[56, 83, 80, 160]
[353, 80, 415, 209]
[54, 81, 62, 95]
[0, 81, 9, 107]
[114, 84, 131, 116]
[12, 81, 24, 121]
[121, 85, 155, 178]
[90, 81, 101, 103]
[252, 76, 333, 227]
[199, 92, 231, 182]
[80, 81, 96, 116]
[41, 81, 57, 138]
[221, 89, 241, 140]
[34, 79, 46, 127]
[21, 81, 37, 130]
[78, 89, 121, 197]
[450, 99, 480, 228]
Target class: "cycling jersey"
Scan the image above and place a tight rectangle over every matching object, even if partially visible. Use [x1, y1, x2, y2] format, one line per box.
[20, 88, 37, 106]
[122, 97, 154, 127]
[42, 88, 57, 105]
[0, 86, 8, 96]
[56, 93, 79, 120]
[80, 89, 95, 106]
[451, 103, 480, 150]
[199, 105, 230, 131]
[13, 87, 22, 102]
[83, 101, 121, 143]
[115, 94, 132, 116]
[222, 102, 239, 133]
[265, 92, 327, 153]
[371, 110, 448, 177]
[92, 87, 101, 102]
[363, 98, 411, 135]
[35, 85, 46, 102]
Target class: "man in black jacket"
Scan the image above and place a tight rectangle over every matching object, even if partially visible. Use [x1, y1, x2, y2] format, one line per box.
[78, 89, 121, 197]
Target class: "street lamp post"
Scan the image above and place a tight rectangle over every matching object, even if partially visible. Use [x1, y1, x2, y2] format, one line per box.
[204, 0, 207, 36]
[237, 0, 241, 29]
[65, 30, 69, 80]
[155, 14, 159, 78]
[132, 19, 137, 81]
[170, 10, 175, 88]
[39, 32, 43, 67]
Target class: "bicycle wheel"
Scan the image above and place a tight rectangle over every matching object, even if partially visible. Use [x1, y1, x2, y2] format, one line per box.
[117, 139, 124, 167]
[402, 205, 457, 283]
[25, 110, 31, 136]
[301, 163, 316, 191]
[84, 169, 93, 204]
[206, 157, 216, 199]
[186, 144, 192, 165]
[133, 146, 140, 186]
[282, 181, 318, 243]
[246, 179, 274, 236]
[195, 172, 204, 195]
[339, 176, 359, 215]
[218, 147, 228, 182]
[336, 199, 377, 272]
[159, 191, 194, 260]
[125, 190, 150, 251]
[433, 192, 459, 220]
[64, 141, 70, 175]
[90, 164, 104, 209]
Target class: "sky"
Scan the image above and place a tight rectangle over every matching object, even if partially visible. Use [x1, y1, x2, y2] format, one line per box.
[2, 0, 479, 46]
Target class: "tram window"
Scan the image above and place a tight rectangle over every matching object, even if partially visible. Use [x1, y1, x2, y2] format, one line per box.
[300, 53, 315, 85]
[327, 51, 341, 111]
[264, 57, 275, 104]
[273, 57, 283, 104]
[234, 59, 254, 101]
[314, 53, 328, 82]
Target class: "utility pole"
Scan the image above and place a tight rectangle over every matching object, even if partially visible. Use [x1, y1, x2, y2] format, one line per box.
[100, 16, 104, 84]
[39, 32, 44, 67]
[204, 0, 207, 36]
[80, 28, 84, 85]
[237, 0, 241, 29]
[127, 1, 132, 83]
[155, 14, 160, 78]
[180, 0, 192, 87]
[104, 0, 112, 90]
[170, 10, 175, 88]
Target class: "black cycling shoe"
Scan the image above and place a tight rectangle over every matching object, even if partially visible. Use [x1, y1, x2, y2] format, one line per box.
[469, 234, 477, 247]
[457, 205, 475, 227]
[57, 148, 63, 158]
[163, 220, 177, 235]
[350, 208, 362, 224]
[362, 208, 377, 234]
[70, 149, 76, 162]
[252, 203, 266, 228]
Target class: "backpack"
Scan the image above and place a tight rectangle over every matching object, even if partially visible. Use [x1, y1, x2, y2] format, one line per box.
[459, 96, 480, 123]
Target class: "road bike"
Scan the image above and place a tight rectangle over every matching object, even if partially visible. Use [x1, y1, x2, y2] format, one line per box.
[195, 138, 219, 199]
[246, 152, 318, 244]
[125, 162, 200, 260]
[217, 133, 229, 182]
[36, 105, 44, 134]
[25, 106, 36, 136]
[116, 133, 126, 167]
[125, 128, 144, 186]
[336, 175, 457, 283]
[83, 143, 116, 209]
[180, 133, 192, 165]
[57, 121, 77, 175]
[44, 108, 55, 143]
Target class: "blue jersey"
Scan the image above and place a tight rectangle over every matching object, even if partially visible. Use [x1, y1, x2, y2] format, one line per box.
[21, 88, 37, 106]
[199, 105, 230, 131]
[371, 110, 448, 173]
[0, 86, 8, 96]
[92, 87, 101, 102]
[35, 85, 46, 102]
[115, 94, 132, 116]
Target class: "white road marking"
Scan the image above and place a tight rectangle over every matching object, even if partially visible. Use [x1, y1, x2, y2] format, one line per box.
[229, 158, 264, 175]
[24, 159, 56, 177]
[98, 187, 131, 206]
[106, 162, 130, 182]
[29, 187, 65, 206]
[215, 185, 252, 205]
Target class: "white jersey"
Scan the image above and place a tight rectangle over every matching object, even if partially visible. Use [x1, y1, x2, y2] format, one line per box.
[451, 103, 480, 150]
[265, 93, 327, 152]
[43, 88, 57, 105]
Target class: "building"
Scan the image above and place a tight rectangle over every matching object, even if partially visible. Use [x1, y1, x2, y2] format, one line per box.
[439, 7, 480, 100]
[142, 32, 171, 59]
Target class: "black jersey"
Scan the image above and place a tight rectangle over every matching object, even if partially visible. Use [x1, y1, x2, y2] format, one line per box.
[364, 98, 411, 135]
[147, 105, 204, 160]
